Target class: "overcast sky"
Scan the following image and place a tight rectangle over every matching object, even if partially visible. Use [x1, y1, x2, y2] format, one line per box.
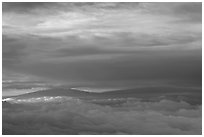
[2, 2, 202, 88]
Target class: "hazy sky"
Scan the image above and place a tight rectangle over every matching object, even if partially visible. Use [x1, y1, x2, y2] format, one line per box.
[2, 2, 202, 88]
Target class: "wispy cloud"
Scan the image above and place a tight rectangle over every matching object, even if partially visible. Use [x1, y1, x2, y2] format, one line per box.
[3, 3, 201, 38]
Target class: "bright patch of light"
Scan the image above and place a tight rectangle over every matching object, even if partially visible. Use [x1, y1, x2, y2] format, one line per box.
[2, 96, 81, 104]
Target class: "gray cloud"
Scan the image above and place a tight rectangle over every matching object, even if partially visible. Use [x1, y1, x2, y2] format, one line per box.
[2, 2, 58, 14]
[52, 47, 115, 57]
[2, 98, 201, 135]
[2, 2, 140, 14]
[2, 2, 202, 89]
[143, 3, 202, 23]
[7, 49, 200, 87]
[2, 32, 201, 88]
[172, 3, 202, 22]
[2, 35, 27, 67]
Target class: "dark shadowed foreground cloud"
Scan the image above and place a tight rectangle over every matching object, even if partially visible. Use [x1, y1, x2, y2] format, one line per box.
[3, 97, 201, 135]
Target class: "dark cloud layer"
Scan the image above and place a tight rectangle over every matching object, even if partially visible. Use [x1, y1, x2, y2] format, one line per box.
[2, 2, 57, 14]
[7, 49, 201, 87]
[2, 35, 27, 67]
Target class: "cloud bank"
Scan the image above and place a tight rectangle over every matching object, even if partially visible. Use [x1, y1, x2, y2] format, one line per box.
[3, 97, 202, 135]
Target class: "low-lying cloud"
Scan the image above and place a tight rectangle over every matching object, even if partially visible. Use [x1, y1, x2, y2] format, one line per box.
[3, 98, 201, 135]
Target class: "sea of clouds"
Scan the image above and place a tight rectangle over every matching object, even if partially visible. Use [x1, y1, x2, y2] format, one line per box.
[2, 96, 202, 135]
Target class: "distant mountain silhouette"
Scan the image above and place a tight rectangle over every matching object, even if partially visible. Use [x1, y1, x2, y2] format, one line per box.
[5, 86, 202, 105]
